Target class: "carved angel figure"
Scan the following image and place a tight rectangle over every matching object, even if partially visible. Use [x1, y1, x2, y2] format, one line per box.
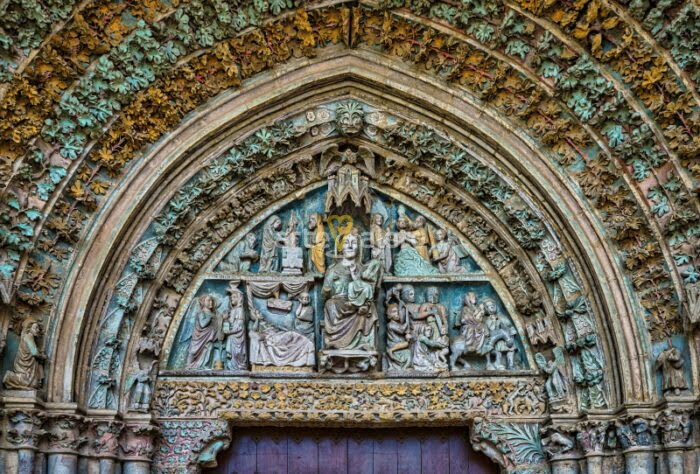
[186, 295, 222, 369]
[3, 319, 46, 390]
[656, 346, 688, 395]
[535, 347, 569, 402]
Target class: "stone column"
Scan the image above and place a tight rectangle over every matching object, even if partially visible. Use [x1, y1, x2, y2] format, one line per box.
[657, 408, 694, 474]
[542, 423, 580, 474]
[46, 414, 85, 474]
[119, 423, 158, 474]
[615, 416, 656, 474]
[89, 420, 123, 474]
[2, 409, 44, 474]
[576, 421, 609, 474]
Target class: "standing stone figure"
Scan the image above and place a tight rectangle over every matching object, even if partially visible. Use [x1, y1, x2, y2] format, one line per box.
[385, 301, 411, 370]
[411, 216, 432, 261]
[307, 213, 326, 274]
[220, 233, 259, 272]
[431, 229, 466, 273]
[186, 294, 222, 369]
[3, 319, 46, 389]
[369, 213, 392, 274]
[412, 287, 449, 371]
[260, 215, 286, 273]
[281, 212, 304, 275]
[223, 283, 247, 370]
[127, 360, 156, 412]
[656, 345, 688, 395]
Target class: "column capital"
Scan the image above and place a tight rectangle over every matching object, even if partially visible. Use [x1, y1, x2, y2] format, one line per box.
[2, 408, 46, 450]
[45, 413, 87, 455]
[119, 423, 159, 462]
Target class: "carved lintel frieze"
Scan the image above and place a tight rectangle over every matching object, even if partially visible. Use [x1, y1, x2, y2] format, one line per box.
[119, 423, 159, 461]
[153, 377, 547, 421]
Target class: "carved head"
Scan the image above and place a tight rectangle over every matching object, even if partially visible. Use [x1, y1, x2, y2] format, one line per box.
[400, 284, 416, 303]
[386, 303, 400, 321]
[267, 216, 282, 231]
[22, 319, 42, 337]
[372, 213, 383, 225]
[308, 214, 319, 230]
[342, 229, 360, 259]
[482, 298, 497, 315]
[298, 292, 310, 305]
[198, 294, 217, 311]
[426, 286, 440, 303]
[397, 216, 410, 230]
[464, 292, 477, 306]
[435, 228, 447, 241]
[335, 101, 364, 136]
[245, 233, 257, 247]
[413, 216, 426, 229]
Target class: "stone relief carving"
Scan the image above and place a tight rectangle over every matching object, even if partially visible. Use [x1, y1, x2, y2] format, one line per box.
[185, 294, 222, 370]
[655, 345, 688, 396]
[3, 318, 45, 390]
[222, 282, 247, 370]
[154, 378, 547, 419]
[470, 418, 547, 473]
[90, 101, 609, 410]
[535, 347, 570, 409]
[164, 146, 532, 380]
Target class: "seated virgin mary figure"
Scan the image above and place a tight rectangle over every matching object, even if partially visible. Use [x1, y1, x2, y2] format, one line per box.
[322, 229, 379, 352]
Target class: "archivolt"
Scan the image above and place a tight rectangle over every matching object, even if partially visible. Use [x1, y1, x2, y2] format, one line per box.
[41, 56, 664, 416]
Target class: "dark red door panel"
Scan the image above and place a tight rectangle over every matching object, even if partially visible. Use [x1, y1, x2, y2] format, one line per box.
[209, 427, 496, 474]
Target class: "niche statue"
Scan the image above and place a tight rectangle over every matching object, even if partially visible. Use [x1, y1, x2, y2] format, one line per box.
[3, 319, 46, 390]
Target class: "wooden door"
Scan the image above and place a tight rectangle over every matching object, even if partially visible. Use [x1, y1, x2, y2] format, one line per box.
[208, 427, 496, 474]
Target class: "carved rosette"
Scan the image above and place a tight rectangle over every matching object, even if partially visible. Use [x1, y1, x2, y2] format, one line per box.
[3, 410, 45, 450]
[46, 414, 86, 454]
[119, 423, 159, 462]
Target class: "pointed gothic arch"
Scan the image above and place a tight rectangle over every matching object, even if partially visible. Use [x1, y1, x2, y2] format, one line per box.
[0, 3, 697, 473]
